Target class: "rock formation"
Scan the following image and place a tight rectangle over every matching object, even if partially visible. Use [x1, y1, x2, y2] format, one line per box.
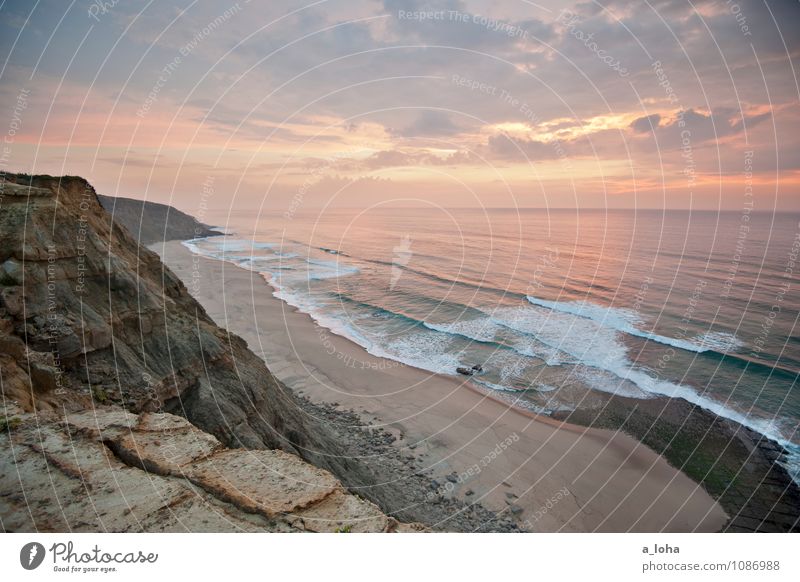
[1, 174, 310, 451]
[96, 193, 221, 245]
[0, 403, 420, 532]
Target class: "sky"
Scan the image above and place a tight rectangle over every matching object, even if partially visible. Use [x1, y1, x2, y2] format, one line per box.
[0, 0, 799, 214]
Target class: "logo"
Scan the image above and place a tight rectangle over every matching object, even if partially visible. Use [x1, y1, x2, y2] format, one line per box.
[390, 234, 413, 290]
[20, 542, 46, 570]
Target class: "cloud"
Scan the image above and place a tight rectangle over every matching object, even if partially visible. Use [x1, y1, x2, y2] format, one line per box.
[630, 113, 661, 133]
[2, 0, 799, 209]
[392, 110, 464, 137]
[651, 108, 772, 144]
[486, 133, 566, 162]
[330, 148, 477, 171]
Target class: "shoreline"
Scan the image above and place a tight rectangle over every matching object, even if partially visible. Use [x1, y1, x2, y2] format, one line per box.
[154, 239, 730, 532]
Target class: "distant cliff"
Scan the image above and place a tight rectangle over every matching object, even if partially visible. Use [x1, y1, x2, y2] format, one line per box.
[97, 193, 221, 244]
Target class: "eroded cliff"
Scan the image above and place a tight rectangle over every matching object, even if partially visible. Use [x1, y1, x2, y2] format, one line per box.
[0, 173, 511, 532]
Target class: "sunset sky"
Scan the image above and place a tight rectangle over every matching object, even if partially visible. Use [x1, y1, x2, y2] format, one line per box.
[1, 0, 799, 213]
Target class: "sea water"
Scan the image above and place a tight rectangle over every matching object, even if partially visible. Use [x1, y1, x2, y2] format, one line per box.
[184, 207, 800, 480]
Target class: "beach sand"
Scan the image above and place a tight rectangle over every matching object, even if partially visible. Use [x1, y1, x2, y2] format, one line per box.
[153, 240, 728, 532]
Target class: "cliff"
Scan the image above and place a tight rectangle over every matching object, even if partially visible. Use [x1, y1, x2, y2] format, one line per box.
[0, 174, 315, 450]
[0, 173, 511, 532]
[97, 193, 221, 244]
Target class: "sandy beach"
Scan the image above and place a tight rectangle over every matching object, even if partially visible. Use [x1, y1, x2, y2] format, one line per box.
[153, 240, 728, 532]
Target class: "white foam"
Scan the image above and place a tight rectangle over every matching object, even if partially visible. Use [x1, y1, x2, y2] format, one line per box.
[526, 295, 740, 354]
[518, 297, 799, 457]
[423, 318, 502, 344]
[692, 330, 744, 352]
[269, 279, 375, 349]
[471, 378, 524, 393]
[781, 443, 800, 486]
[424, 317, 567, 365]
[493, 305, 631, 375]
[267, 271, 462, 377]
[496, 352, 530, 385]
[181, 238, 206, 257]
[470, 379, 570, 414]
[209, 238, 276, 253]
[367, 331, 464, 375]
[181, 237, 277, 265]
[305, 258, 359, 280]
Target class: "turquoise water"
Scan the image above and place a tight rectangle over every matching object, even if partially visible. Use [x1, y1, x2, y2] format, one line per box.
[185, 207, 800, 479]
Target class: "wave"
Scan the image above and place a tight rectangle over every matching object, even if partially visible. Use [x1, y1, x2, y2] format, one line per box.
[186, 236, 359, 282]
[362, 257, 528, 301]
[422, 319, 568, 367]
[698, 348, 800, 379]
[318, 246, 350, 257]
[525, 295, 744, 354]
[305, 259, 359, 280]
[469, 378, 572, 415]
[488, 302, 800, 467]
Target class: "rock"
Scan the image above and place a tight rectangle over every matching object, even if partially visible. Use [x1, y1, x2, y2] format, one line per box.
[0, 287, 23, 315]
[190, 449, 341, 517]
[471, 364, 483, 372]
[0, 182, 52, 198]
[0, 258, 23, 285]
[0, 406, 422, 532]
[465, 489, 474, 496]
[0, 335, 26, 359]
[456, 367, 474, 376]
[83, 324, 112, 352]
[29, 363, 60, 393]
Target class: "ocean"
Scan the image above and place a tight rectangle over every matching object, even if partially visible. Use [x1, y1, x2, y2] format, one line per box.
[184, 207, 800, 480]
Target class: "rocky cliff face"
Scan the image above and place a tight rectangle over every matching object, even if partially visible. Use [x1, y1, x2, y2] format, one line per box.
[0, 174, 387, 524]
[0, 173, 511, 532]
[97, 194, 221, 245]
[0, 174, 311, 451]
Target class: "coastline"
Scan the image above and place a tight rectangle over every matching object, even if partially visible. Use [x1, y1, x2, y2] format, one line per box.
[153, 239, 729, 532]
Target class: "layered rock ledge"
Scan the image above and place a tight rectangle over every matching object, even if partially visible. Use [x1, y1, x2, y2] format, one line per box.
[0, 403, 422, 532]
